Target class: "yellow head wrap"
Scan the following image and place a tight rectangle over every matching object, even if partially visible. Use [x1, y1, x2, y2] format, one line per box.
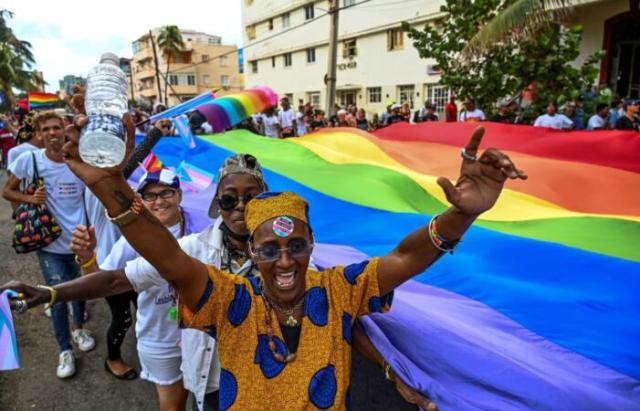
[245, 192, 309, 235]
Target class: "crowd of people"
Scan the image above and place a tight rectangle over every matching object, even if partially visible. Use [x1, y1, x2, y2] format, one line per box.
[0, 79, 634, 409]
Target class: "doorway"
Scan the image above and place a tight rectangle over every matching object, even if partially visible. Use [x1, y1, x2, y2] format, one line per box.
[605, 15, 640, 98]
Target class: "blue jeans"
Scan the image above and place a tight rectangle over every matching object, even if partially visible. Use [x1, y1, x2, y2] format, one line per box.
[36, 250, 86, 352]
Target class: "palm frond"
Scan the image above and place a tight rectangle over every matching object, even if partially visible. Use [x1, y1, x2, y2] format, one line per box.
[463, 0, 572, 57]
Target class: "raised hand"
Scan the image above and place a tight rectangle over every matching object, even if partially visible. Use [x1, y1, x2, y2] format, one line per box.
[437, 127, 527, 216]
[392, 371, 437, 410]
[62, 113, 135, 189]
[70, 224, 96, 263]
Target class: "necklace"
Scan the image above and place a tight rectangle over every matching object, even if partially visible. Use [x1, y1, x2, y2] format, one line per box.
[263, 301, 297, 363]
[262, 292, 304, 327]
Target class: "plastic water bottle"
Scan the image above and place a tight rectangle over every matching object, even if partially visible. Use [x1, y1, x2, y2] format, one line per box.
[79, 52, 129, 167]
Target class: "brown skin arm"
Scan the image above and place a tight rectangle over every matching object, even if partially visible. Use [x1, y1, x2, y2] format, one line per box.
[62, 114, 209, 311]
[353, 326, 437, 410]
[2, 174, 45, 204]
[377, 128, 527, 295]
[1, 269, 133, 310]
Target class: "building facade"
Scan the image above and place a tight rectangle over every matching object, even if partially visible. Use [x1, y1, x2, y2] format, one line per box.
[130, 28, 242, 107]
[241, 0, 639, 116]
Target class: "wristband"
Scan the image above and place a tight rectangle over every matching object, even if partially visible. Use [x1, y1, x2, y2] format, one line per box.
[428, 213, 461, 254]
[36, 285, 57, 307]
[105, 195, 143, 227]
[75, 251, 97, 269]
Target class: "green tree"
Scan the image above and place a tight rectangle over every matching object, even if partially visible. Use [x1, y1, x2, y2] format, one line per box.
[405, 0, 604, 121]
[157, 25, 184, 105]
[0, 10, 36, 109]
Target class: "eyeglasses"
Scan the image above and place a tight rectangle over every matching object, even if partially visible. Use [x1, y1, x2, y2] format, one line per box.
[251, 238, 313, 262]
[217, 193, 256, 211]
[141, 188, 177, 202]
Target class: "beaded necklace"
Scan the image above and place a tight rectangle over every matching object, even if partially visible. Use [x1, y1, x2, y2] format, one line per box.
[261, 286, 304, 363]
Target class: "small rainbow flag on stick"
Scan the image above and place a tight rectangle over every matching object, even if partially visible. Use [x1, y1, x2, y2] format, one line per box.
[141, 153, 163, 173]
[28, 92, 59, 110]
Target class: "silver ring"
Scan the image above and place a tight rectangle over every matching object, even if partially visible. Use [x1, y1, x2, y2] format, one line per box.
[13, 299, 28, 314]
[461, 148, 477, 162]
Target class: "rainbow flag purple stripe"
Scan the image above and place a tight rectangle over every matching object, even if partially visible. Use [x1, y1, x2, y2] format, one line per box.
[0, 291, 20, 371]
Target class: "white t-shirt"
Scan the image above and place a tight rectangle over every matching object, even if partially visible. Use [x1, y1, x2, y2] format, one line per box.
[534, 114, 574, 129]
[84, 189, 121, 266]
[102, 221, 186, 356]
[263, 115, 280, 138]
[458, 109, 485, 122]
[296, 112, 307, 136]
[9, 149, 86, 254]
[278, 108, 296, 130]
[7, 142, 39, 168]
[587, 114, 607, 130]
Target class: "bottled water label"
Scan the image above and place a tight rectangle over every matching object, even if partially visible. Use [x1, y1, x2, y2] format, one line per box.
[82, 113, 125, 140]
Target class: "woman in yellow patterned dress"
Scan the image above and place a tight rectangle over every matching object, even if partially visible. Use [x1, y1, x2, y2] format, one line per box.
[35, 120, 527, 409]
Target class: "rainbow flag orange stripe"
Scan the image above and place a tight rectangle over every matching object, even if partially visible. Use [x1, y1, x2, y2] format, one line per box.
[28, 92, 59, 109]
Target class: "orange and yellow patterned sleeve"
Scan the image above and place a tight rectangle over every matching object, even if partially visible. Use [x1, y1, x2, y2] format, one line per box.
[328, 257, 394, 319]
[178, 264, 246, 337]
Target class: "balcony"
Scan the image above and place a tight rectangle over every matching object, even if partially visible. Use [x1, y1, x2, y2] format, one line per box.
[133, 46, 154, 62]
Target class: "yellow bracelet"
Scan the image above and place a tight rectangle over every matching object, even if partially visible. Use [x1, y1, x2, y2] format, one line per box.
[383, 361, 394, 381]
[37, 285, 57, 307]
[75, 252, 97, 269]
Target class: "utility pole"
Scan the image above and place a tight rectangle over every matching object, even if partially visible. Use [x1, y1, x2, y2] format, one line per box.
[325, 0, 339, 117]
[149, 30, 163, 105]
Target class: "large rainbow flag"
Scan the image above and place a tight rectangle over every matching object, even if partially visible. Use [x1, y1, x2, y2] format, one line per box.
[145, 122, 640, 410]
[27, 92, 59, 110]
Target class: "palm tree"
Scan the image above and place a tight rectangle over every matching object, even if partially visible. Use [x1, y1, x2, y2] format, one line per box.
[157, 25, 184, 105]
[0, 10, 36, 108]
[463, 0, 572, 55]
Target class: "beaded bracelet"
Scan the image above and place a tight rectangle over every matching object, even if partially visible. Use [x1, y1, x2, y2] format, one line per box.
[428, 213, 460, 254]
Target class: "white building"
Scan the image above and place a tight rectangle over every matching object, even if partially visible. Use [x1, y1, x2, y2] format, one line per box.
[241, 0, 639, 116]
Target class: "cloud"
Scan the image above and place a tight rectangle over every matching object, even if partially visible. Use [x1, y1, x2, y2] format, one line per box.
[3, 0, 242, 91]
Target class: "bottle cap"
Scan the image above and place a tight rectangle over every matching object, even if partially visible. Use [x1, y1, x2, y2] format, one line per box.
[99, 52, 119, 66]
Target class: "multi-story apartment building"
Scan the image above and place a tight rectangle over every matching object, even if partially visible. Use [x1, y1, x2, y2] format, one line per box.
[58, 75, 86, 96]
[241, 0, 639, 116]
[130, 28, 242, 107]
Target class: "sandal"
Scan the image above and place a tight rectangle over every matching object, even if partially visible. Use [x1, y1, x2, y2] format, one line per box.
[104, 359, 138, 380]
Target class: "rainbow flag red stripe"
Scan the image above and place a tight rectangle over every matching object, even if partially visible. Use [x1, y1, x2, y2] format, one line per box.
[28, 92, 59, 109]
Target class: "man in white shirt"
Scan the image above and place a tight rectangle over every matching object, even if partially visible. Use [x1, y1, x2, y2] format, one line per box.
[2, 111, 95, 378]
[277, 97, 297, 138]
[534, 102, 574, 130]
[458, 99, 486, 122]
[587, 103, 610, 130]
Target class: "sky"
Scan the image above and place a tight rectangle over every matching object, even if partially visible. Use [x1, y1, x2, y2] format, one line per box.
[3, 0, 243, 92]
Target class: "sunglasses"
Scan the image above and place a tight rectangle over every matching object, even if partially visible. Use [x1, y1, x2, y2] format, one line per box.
[251, 238, 313, 263]
[217, 193, 256, 211]
[141, 188, 177, 202]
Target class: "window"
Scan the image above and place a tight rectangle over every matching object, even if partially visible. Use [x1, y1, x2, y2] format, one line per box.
[268, 19, 274, 30]
[250, 60, 258, 73]
[203, 74, 210, 85]
[304, 4, 315, 20]
[306, 48, 316, 63]
[220, 55, 228, 67]
[282, 12, 290, 28]
[397, 84, 415, 108]
[169, 73, 197, 86]
[426, 84, 450, 113]
[307, 92, 321, 108]
[283, 53, 292, 67]
[387, 28, 404, 51]
[208, 37, 220, 45]
[246, 25, 256, 40]
[343, 0, 356, 6]
[221, 75, 230, 87]
[343, 39, 357, 58]
[272, 56, 276, 68]
[368, 87, 381, 103]
[201, 54, 209, 63]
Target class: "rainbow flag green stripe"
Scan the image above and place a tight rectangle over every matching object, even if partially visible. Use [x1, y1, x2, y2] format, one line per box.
[201, 131, 639, 262]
